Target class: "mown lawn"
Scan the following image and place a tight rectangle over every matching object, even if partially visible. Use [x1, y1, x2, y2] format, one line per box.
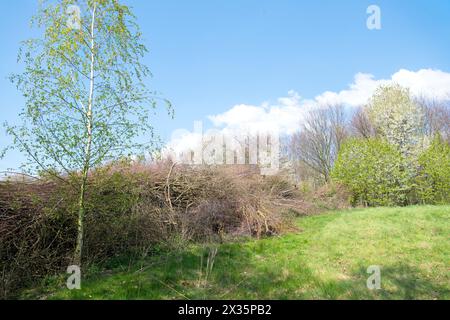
[30, 206, 450, 300]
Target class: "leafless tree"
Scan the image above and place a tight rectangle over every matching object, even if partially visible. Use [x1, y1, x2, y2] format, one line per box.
[289, 104, 348, 183]
[415, 96, 450, 143]
[350, 107, 376, 139]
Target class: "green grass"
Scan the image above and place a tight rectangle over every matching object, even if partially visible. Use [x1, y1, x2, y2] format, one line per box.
[30, 206, 450, 300]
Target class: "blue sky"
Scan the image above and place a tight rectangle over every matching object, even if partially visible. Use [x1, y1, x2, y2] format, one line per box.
[1, 0, 450, 171]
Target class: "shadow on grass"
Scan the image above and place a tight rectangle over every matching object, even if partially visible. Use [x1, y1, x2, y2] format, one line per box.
[39, 242, 449, 300]
[42, 243, 257, 300]
[339, 264, 450, 300]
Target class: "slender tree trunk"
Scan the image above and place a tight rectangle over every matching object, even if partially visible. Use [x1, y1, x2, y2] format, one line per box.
[74, 4, 96, 266]
[74, 171, 88, 265]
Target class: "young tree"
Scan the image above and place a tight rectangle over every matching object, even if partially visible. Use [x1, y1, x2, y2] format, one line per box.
[4, 0, 171, 265]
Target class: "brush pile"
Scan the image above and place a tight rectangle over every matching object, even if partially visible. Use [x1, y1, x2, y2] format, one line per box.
[1, 162, 304, 298]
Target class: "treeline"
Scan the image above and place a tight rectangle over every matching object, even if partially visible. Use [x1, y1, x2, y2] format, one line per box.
[288, 84, 450, 206]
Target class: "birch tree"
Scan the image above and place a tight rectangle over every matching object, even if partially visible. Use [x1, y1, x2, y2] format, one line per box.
[4, 0, 171, 265]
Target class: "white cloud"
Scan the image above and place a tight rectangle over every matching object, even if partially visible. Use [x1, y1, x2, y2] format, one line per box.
[164, 69, 450, 156]
[314, 73, 386, 107]
[208, 90, 304, 135]
[392, 69, 450, 100]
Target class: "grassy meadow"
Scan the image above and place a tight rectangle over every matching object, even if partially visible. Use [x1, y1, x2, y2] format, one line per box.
[27, 206, 449, 300]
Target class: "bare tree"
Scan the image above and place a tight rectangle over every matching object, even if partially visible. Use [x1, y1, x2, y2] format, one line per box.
[289, 104, 347, 183]
[415, 97, 450, 143]
[350, 107, 376, 139]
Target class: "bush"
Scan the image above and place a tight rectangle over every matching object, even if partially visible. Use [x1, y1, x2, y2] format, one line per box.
[0, 181, 76, 299]
[312, 183, 352, 211]
[332, 138, 413, 206]
[415, 136, 450, 204]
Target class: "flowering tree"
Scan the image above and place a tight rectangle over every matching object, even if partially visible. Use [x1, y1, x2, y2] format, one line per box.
[366, 84, 424, 157]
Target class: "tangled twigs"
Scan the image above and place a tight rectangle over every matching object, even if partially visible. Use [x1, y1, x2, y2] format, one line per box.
[0, 162, 302, 298]
[165, 162, 177, 212]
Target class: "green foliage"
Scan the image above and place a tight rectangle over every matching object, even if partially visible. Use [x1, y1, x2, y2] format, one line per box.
[332, 138, 413, 206]
[416, 136, 450, 204]
[5, 0, 171, 175]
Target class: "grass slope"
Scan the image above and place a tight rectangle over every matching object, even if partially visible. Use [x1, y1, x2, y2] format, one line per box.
[34, 206, 450, 300]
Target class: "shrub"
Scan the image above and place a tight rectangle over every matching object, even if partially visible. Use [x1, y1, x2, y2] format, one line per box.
[0, 181, 76, 299]
[312, 183, 352, 210]
[415, 136, 450, 204]
[332, 138, 413, 206]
